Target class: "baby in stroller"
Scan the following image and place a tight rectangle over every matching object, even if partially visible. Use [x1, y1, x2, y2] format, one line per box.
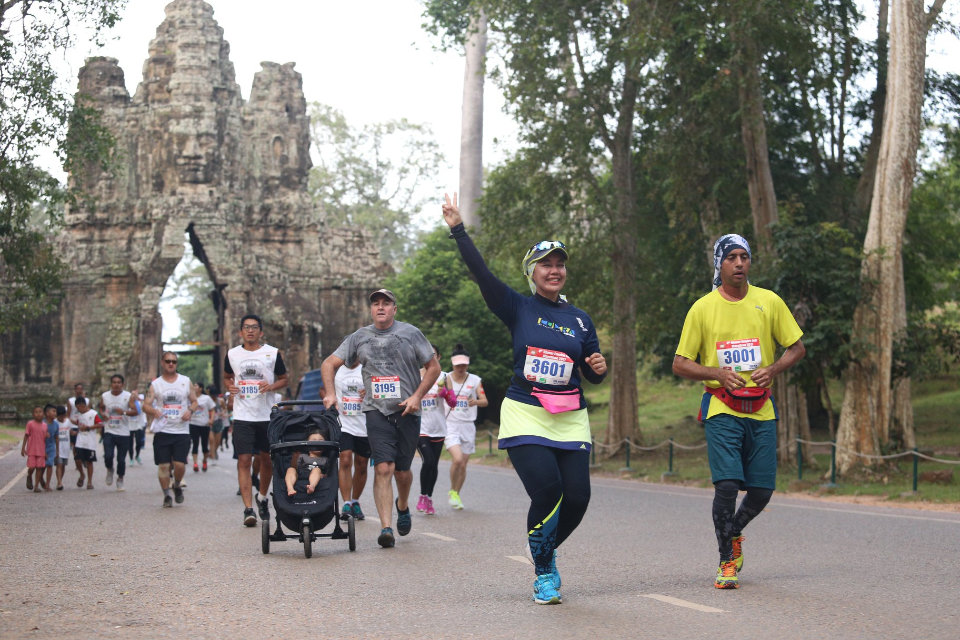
[285, 427, 330, 496]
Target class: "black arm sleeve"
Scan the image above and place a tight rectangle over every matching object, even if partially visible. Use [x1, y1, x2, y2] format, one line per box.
[223, 355, 233, 374]
[450, 223, 512, 313]
[274, 351, 287, 376]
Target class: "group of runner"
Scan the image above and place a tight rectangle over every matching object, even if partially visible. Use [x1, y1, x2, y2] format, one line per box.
[26, 192, 805, 605]
[440, 194, 804, 602]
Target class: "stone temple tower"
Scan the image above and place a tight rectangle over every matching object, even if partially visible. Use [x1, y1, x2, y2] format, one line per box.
[0, 0, 390, 396]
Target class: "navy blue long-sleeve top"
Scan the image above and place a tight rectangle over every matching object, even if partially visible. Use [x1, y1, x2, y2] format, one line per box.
[450, 223, 605, 409]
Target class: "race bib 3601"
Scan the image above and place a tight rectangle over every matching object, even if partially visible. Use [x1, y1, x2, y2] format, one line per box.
[523, 347, 574, 386]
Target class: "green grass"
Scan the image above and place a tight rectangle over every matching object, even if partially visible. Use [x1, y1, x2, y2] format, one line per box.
[475, 371, 960, 506]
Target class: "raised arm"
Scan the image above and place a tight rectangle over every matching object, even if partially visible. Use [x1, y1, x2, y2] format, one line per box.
[442, 192, 515, 315]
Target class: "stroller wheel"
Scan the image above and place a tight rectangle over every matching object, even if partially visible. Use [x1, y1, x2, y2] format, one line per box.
[261, 520, 270, 554]
[302, 523, 312, 559]
[348, 514, 356, 552]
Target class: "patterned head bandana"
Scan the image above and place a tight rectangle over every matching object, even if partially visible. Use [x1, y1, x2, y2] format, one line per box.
[713, 234, 751, 289]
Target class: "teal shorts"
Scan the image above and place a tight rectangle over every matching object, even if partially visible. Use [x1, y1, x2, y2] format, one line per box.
[704, 413, 778, 490]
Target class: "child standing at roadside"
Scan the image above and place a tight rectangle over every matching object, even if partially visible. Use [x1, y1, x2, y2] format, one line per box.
[73, 397, 102, 490]
[43, 404, 58, 491]
[54, 406, 71, 490]
[20, 407, 48, 492]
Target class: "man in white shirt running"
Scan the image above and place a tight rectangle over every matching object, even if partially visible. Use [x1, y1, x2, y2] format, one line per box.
[223, 314, 289, 528]
[142, 352, 200, 508]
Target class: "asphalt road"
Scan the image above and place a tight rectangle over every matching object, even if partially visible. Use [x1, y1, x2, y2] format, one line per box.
[1, 436, 958, 639]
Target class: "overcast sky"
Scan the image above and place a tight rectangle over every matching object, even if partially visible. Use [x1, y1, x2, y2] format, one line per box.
[54, 0, 516, 207]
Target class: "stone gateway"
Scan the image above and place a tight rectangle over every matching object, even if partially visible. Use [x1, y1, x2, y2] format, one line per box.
[0, 0, 390, 398]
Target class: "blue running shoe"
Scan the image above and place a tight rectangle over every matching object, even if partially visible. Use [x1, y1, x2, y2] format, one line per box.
[547, 550, 561, 590]
[341, 502, 352, 520]
[352, 501, 365, 520]
[395, 498, 411, 536]
[378, 527, 395, 548]
[533, 574, 562, 604]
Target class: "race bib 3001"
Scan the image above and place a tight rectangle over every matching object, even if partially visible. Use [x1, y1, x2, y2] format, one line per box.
[523, 347, 574, 386]
[716, 338, 762, 372]
[371, 376, 401, 400]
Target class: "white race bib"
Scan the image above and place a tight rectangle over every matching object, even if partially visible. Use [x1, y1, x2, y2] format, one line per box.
[371, 376, 401, 400]
[453, 395, 470, 413]
[716, 338, 762, 372]
[421, 393, 438, 411]
[238, 380, 260, 399]
[162, 404, 182, 419]
[341, 395, 362, 416]
[523, 347, 574, 386]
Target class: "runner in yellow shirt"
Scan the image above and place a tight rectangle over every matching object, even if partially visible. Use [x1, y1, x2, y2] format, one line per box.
[673, 233, 805, 589]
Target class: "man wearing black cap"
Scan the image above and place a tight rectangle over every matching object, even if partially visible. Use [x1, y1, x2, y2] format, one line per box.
[321, 288, 441, 548]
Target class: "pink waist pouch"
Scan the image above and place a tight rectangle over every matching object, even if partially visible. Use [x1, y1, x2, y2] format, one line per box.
[530, 388, 581, 414]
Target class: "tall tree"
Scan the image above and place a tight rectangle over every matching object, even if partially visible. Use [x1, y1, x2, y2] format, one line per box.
[307, 103, 444, 265]
[459, 8, 487, 228]
[835, 0, 946, 474]
[426, 0, 664, 448]
[0, 0, 124, 332]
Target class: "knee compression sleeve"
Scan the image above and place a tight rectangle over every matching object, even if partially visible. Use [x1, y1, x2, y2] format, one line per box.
[732, 487, 773, 535]
[713, 480, 740, 560]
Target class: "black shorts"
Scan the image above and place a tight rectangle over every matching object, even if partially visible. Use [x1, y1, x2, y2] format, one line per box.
[364, 411, 420, 471]
[232, 420, 270, 455]
[153, 432, 191, 465]
[340, 432, 371, 459]
[74, 447, 97, 463]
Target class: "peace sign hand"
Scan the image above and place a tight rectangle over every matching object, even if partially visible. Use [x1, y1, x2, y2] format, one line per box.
[442, 192, 462, 228]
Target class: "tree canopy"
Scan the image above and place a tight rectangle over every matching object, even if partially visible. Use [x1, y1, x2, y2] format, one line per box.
[0, 0, 124, 332]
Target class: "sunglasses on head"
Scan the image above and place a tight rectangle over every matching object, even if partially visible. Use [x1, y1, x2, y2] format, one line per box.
[531, 240, 566, 252]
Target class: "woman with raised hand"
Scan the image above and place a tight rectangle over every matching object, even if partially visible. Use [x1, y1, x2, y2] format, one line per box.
[441, 193, 607, 605]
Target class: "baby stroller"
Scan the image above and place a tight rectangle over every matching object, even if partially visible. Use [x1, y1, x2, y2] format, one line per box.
[261, 401, 356, 558]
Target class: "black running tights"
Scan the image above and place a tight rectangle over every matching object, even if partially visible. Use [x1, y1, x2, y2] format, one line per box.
[417, 436, 444, 496]
[712, 479, 773, 560]
[507, 445, 591, 574]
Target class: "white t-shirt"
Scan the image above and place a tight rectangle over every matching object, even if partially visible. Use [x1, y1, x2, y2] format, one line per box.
[226, 344, 281, 422]
[445, 372, 482, 424]
[101, 390, 132, 436]
[419, 372, 448, 438]
[149, 374, 192, 435]
[189, 394, 216, 426]
[335, 364, 366, 437]
[56, 419, 72, 459]
[75, 409, 101, 450]
[67, 397, 81, 422]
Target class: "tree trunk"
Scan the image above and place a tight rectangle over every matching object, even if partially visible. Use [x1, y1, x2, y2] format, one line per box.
[604, 76, 640, 451]
[459, 10, 487, 229]
[733, 6, 778, 258]
[853, 0, 889, 223]
[835, 0, 938, 475]
[775, 372, 812, 466]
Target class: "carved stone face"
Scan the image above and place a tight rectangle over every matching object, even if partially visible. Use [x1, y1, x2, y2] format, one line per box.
[174, 128, 218, 185]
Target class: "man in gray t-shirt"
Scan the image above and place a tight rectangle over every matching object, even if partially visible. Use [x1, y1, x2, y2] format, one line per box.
[322, 288, 441, 548]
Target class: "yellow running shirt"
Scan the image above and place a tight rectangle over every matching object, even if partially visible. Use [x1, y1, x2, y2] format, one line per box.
[675, 285, 803, 421]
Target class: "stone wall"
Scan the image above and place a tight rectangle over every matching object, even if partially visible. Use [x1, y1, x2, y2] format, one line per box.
[0, 0, 389, 399]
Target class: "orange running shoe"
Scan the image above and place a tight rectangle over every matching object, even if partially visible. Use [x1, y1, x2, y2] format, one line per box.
[715, 560, 740, 589]
[731, 535, 745, 573]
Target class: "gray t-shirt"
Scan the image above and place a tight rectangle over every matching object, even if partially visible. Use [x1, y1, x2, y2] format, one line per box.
[332, 321, 434, 416]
